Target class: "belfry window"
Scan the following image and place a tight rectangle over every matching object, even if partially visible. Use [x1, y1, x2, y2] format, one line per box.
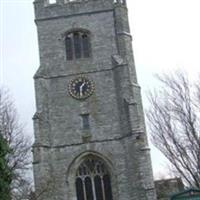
[75, 157, 113, 200]
[65, 31, 91, 60]
[82, 34, 90, 58]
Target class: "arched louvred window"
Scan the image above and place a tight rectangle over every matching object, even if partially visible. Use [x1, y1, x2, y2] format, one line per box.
[74, 32, 81, 59]
[65, 30, 91, 60]
[82, 34, 90, 58]
[65, 35, 73, 60]
[75, 156, 113, 200]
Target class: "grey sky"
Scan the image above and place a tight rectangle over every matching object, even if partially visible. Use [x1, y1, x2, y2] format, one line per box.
[1, 0, 200, 178]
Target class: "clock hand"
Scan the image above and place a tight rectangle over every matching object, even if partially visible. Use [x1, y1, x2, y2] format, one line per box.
[79, 82, 85, 96]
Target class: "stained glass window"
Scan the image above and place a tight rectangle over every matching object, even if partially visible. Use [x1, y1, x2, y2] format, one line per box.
[85, 177, 94, 200]
[94, 176, 104, 200]
[75, 157, 113, 200]
[76, 178, 84, 200]
[103, 175, 113, 200]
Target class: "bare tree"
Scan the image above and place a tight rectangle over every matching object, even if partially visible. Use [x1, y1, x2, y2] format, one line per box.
[0, 87, 32, 199]
[146, 71, 200, 188]
[29, 179, 56, 200]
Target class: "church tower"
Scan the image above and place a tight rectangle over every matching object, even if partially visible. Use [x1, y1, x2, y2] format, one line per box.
[32, 0, 156, 199]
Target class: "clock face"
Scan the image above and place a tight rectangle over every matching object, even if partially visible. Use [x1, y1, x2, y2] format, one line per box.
[68, 76, 95, 100]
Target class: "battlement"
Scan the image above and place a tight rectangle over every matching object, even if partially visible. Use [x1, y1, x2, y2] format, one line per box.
[34, 0, 127, 20]
[114, 0, 126, 6]
[41, 0, 126, 6]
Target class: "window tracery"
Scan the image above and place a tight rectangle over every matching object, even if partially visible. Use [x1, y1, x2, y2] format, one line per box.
[75, 157, 113, 200]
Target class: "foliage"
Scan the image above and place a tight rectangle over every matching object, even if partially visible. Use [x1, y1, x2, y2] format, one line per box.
[0, 134, 12, 200]
[0, 88, 32, 199]
[146, 71, 200, 188]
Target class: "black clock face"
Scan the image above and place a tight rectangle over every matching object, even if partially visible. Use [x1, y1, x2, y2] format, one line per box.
[68, 76, 95, 100]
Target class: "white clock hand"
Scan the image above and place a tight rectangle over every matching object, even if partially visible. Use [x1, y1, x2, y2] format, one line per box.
[80, 82, 85, 96]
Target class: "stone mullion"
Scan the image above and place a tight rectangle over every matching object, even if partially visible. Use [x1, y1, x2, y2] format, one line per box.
[83, 177, 87, 200]
[71, 33, 76, 60]
[91, 175, 97, 200]
[80, 32, 84, 58]
[101, 175, 106, 200]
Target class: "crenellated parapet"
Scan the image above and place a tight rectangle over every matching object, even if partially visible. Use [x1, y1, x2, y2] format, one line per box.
[114, 0, 126, 6]
[34, 0, 126, 21]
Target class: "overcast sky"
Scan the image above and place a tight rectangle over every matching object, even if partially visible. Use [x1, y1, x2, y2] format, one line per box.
[1, 0, 200, 179]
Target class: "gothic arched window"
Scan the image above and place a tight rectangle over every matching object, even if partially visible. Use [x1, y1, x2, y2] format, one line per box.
[75, 157, 113, 200]
[65, 30, 91, 60]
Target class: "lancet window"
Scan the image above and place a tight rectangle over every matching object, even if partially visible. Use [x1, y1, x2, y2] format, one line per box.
[75, 157, 113, 200]
[65, 30, 91, 60]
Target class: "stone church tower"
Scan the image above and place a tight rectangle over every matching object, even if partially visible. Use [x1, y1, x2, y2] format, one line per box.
[32, 0, 156, 199]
